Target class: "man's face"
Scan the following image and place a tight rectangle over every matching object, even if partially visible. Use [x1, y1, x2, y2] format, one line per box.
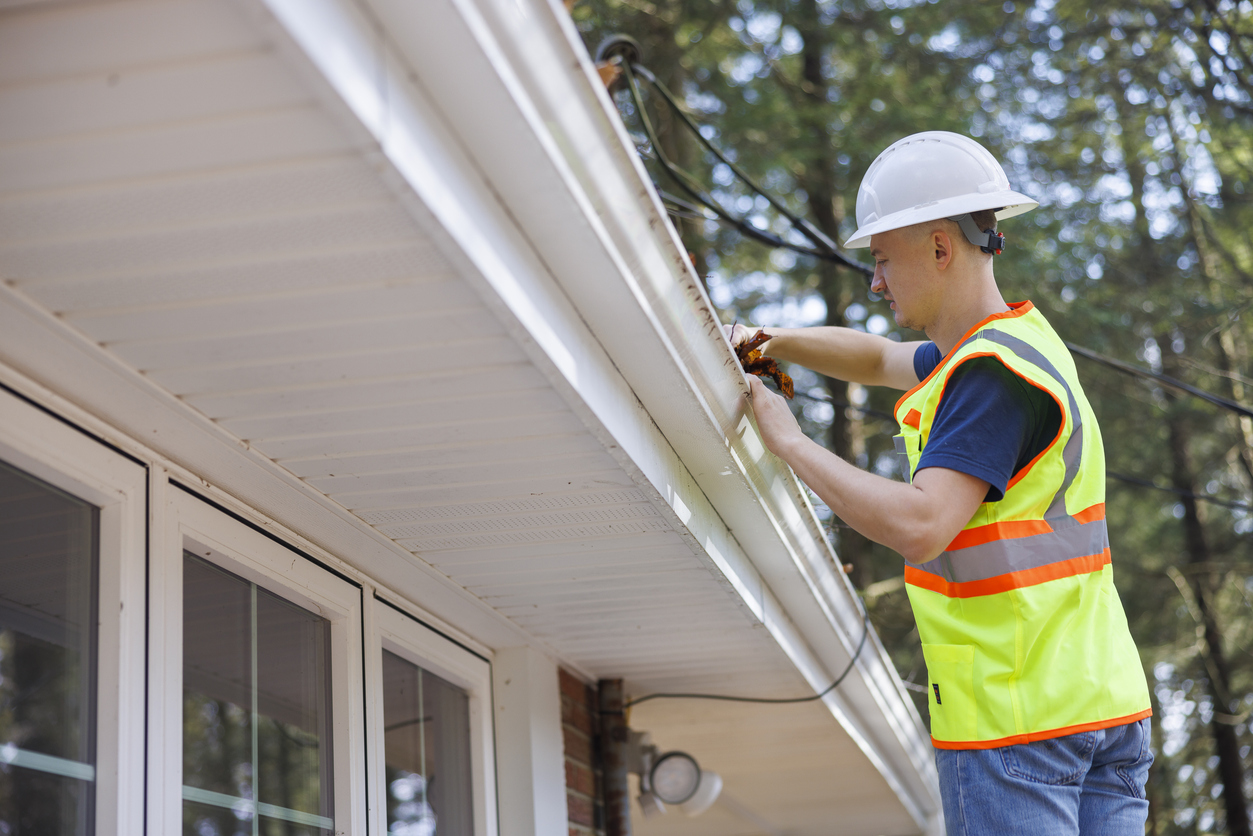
[868, 226, 941, 332]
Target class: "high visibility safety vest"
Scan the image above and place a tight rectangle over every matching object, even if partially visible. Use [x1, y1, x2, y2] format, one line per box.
[894, 301, 1151, 750]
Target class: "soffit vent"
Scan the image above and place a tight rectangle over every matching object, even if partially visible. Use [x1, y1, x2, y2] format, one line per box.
[377, 503, 660, 539]
[356, 489, 651, 524]
[398, 518, 674, 551]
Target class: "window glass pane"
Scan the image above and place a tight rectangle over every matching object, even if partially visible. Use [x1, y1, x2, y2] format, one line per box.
[0, 459, 98, 836]
[255, 591, 332, 830]
[382, 651, 472, 836]
[183, 554, 333, 836]
[182, 557, 251, 805]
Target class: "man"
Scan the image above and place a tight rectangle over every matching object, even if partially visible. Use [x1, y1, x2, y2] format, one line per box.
[734, 132, 1153, 835]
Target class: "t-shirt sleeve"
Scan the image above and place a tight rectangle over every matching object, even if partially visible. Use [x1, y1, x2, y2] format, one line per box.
[913, 342, 943, 380]
[914, 356, 1047, 502]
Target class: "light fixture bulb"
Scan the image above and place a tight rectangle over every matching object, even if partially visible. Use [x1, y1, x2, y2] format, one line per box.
[649, 751, 701, 805]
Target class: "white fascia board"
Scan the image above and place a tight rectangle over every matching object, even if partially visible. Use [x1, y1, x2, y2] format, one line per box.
[254, 0, 939, 822]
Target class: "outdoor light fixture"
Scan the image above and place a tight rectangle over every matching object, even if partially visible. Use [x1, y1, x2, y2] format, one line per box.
[627, 731, 722, 818]
[649, 751, 701, 804]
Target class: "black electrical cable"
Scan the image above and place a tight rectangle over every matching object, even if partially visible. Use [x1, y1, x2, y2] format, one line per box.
[624, 63, 831, 261]
[1066, 341, 1253, 419]
[620, 60, 874, 278]
[631, 65, 855, 266]
[606, 44, 1253, 425]
[623, 601, 871, 708]
[1107, 471, 1253, 512]
[601, 39, 1253, 710]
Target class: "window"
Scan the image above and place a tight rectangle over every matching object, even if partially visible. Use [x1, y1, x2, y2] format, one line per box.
[0, 386, 147, 836]
[381, 650, 472, 835]
[0, 384, 499, 836]
[370, 599, 495, 836]
[156, 491, 365, 836]
[0, 461, 99, 836]
[182, 553, 334, 836]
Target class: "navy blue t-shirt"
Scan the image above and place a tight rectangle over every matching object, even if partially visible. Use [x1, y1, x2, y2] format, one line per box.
[912, 343, 1062, 502]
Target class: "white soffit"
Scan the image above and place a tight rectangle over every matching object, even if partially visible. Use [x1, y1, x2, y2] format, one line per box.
[0, 0, 772, 690]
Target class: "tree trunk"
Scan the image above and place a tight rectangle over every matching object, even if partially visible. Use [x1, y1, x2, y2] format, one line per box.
[1169, 121, 1253, 499]
[635, 7, 710, 289]
[1165, 400, 1251, 836]
[1132, 98, 1249, 830]
[1158, 117, 1253, 834]
[794, 0, 873, 585]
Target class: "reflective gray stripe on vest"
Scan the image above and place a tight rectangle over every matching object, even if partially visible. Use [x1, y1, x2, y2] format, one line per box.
[894, 435, 912, 484]
[913, 517, 1109, 584]
[958, 328, 1085, 525]
[907, 327, 1097, 586]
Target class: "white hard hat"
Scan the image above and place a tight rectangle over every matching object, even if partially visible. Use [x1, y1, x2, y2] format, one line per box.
[844, 131, 1037, 248]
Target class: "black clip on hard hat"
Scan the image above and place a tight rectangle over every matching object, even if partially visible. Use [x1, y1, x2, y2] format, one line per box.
[951, 213, 1006, 255]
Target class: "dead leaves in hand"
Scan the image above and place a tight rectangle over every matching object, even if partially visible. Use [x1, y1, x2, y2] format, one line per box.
[734, 329, 794, 399]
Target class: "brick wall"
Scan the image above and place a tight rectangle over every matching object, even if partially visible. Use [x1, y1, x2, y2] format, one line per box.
[559, 667, 605, 836]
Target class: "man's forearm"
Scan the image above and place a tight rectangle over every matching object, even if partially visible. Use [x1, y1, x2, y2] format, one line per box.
[756, 326, 921, 389]
[759, 326, 883, 383]
[778, 433, 934, 561]
[741, 370, 986, 563]
[775, 432, 988, 565]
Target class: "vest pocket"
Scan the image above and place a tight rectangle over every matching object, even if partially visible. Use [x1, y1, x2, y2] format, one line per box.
[922, 643, 977, 741]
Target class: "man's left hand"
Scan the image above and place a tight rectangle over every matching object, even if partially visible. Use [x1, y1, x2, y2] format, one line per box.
[746, 375, 806, 459]
[723, 322, 756, 349]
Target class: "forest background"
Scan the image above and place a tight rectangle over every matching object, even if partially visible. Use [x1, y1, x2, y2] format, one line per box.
[571, 0, 1253, 833]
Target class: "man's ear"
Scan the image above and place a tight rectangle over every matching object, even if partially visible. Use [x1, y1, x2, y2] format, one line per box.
[932, 230, 954, 271]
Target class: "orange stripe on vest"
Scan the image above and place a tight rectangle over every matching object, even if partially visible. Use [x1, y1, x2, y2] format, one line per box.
[904, 548, 1111, 598]
[930, 708, 1154, 750]
[944, 503, 1106, 551]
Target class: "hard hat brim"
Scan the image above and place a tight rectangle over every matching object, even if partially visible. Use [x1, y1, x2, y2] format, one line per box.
[843, 190, 1038, 249]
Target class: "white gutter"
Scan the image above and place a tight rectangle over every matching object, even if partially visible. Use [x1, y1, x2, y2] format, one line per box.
[254, 0, 941, 827]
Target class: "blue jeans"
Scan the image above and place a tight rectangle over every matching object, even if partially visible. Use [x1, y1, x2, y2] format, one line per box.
[936, 719, 1153, 835]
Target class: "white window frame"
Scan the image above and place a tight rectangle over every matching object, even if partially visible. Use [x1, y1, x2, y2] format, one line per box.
[0, 386, 147, 836]
[365, 593, 498, 836]
[150, 486, 367, 835]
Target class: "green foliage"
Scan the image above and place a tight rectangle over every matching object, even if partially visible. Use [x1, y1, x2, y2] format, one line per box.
[577, 0, 1253, 831]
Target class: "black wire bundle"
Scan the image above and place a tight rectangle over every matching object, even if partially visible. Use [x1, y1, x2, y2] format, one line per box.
[618, 59, 873, 278]
[1065, 341, 1253, 419]
[598, 40, 1253, 709]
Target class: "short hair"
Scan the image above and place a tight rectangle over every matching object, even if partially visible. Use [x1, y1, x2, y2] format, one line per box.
[970, 209, 998, 234]
[911, 210, 999, 254]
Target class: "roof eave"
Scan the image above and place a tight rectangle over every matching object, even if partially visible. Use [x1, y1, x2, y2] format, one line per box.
[256, 0, 940, 824]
